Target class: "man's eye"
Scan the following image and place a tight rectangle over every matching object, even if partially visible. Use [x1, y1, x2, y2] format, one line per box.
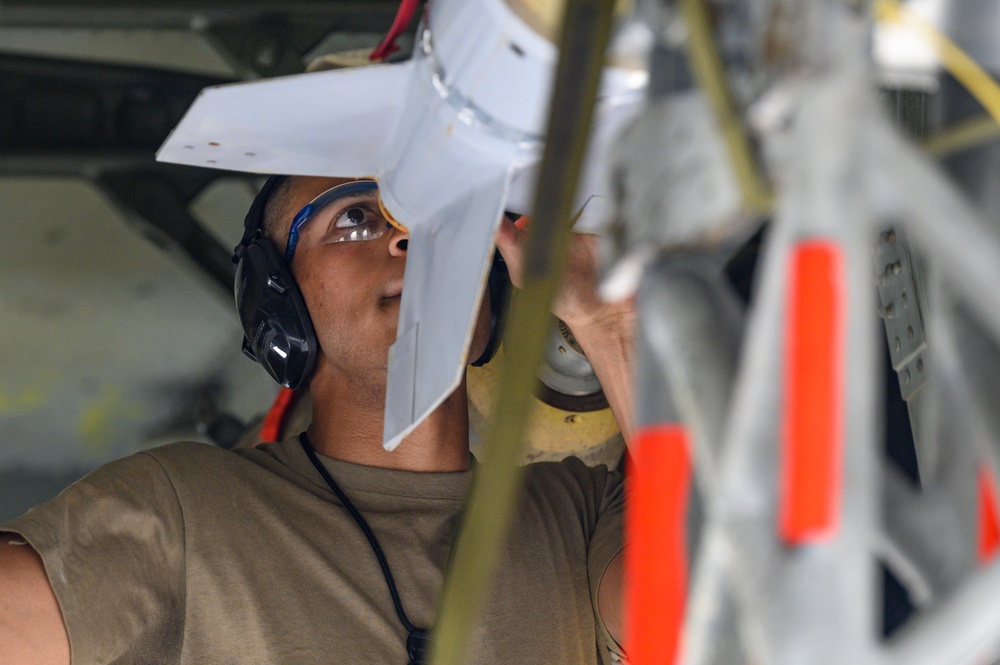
[335, 207, 370, 228]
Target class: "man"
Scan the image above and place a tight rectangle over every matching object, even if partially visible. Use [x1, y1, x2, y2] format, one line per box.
[1, 175, 635, 664]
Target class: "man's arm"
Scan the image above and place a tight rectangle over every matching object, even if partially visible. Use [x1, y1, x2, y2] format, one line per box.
[566, 305, 635, 442]
[552, 239, 632, 647]
[496, 221, 636, 439]
[0, 533, 70, 665]
[598, 548, 626, 645]
[497, 220, 634, 648]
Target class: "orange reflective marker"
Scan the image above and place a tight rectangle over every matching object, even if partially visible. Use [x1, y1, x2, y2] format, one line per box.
[625, 424, 692, 665]
[977, 464, 1000, 563]
[260, 387, 298, 444]
[780, 241, 845, 544]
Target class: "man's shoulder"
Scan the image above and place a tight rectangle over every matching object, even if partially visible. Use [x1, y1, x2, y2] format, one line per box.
[509, 457, 625, 554]
[522, 455, 620, 484]
[137, 439, 238, 470]
[129, 440, 286, 484]
[519, 456, 623, 508]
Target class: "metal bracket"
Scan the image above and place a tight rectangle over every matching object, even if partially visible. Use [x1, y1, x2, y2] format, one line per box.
[875, 227, 929, 401]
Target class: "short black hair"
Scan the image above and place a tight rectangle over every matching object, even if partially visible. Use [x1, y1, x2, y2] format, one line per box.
[261, 175, 294, 244]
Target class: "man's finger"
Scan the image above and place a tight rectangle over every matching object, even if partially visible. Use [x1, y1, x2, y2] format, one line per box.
[496, 216, 526, 288]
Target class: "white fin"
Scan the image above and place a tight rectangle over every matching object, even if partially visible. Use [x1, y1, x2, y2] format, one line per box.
[157, 63, 411, 177]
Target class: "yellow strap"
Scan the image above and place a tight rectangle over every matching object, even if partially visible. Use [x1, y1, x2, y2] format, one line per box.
[875, 0, 1000, 128]
[924, 114, 1000, 157]
[680, 0, 773, 215]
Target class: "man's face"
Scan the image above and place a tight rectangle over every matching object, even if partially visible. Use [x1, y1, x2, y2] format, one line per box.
[274, 176, 492, 381]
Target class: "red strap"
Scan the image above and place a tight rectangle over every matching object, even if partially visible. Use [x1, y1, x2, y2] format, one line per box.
[625, 424, 691, 665]
[370, 0, 421, 62]
[779, 241, 845, 544]
[978, 463, 1000, 563]
[260, 387, 299, 444]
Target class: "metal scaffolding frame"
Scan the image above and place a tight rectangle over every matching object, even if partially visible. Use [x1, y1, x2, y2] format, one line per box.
[612, 0, 1000, 663]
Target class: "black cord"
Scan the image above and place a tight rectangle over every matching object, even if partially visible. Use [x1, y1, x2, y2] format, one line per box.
[299, 433, 429, 664]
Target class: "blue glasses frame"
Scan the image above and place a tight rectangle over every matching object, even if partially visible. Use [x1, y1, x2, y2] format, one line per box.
[283, 180, 381, 264]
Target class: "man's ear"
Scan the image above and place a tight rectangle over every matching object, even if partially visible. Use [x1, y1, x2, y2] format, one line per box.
[471, 251, 510, 367]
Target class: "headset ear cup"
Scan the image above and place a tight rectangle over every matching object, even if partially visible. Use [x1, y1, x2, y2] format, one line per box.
[471, 251, 510, 367]
[235, 235, 318, 389]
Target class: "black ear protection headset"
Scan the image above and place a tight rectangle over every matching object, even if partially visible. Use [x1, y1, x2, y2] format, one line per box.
[233, 175, 510, 389]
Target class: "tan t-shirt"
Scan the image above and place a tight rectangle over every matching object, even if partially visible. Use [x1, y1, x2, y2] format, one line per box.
[3, 438, 625, 664]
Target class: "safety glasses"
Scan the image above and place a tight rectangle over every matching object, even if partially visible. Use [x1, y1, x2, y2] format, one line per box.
[283, 180, 392, 263]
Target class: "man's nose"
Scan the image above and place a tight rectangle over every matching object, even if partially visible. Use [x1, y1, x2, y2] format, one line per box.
[388, 227, 409, 256]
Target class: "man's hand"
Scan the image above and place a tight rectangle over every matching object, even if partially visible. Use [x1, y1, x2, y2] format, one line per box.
[496, 216, 635, 440]
[0, 533, 70, 664]
[496, 216, 635, 335]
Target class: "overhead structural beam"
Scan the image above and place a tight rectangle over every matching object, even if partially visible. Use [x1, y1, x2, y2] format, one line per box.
[0, 1, 404, 77]
[96, 167, 237, 299]
[0, 54, 232, 157]
[0, 54, 240, 297]
[0, 1, 399, 29]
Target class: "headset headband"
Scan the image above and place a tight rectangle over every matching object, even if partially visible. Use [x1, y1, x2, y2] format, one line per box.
[235, 175, 286, 261]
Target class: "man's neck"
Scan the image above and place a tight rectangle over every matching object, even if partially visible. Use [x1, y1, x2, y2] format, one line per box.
[306, 367, 472, 473]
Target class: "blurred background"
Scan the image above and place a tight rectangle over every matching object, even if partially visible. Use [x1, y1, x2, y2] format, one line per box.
[0, 1, 405, 522]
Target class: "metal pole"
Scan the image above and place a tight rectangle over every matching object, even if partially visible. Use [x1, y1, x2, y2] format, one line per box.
[426, 0, 617, 662]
